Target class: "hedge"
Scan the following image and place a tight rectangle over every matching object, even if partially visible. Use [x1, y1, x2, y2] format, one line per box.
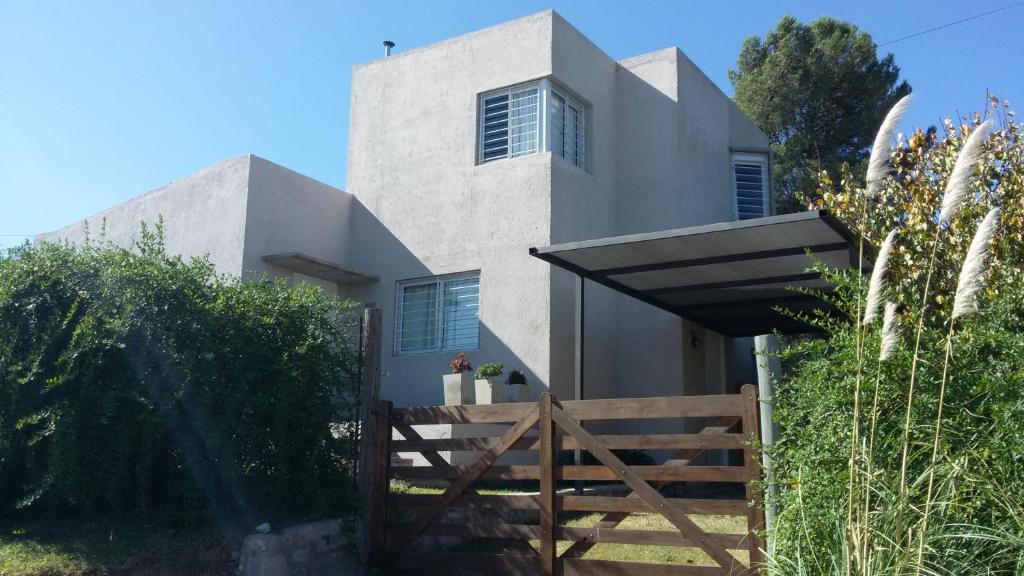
[0, 224, 362, 526]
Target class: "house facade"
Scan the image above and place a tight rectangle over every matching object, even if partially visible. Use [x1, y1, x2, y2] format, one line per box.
[38, 10, 771, 409]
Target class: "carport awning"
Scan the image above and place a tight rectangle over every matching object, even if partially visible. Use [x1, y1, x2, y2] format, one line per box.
[530, 210, 869, 337]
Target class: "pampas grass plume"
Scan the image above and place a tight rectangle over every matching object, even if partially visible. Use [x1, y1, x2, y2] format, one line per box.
[939, 120, 995, 225]
[879, 301, 900, 361]
[952, 208, 1001, 319]
[863, 229, 897, 325]
[866, 95, 913, 198]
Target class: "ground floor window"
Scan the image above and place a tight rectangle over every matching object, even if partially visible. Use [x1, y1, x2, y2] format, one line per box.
[395, 272, 480, 355]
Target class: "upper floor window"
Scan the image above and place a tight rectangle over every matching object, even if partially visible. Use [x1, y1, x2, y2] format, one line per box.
[478, 80, 585, 169]
[395, 272, 480, 355]
[481, 84, 540, 163]
[732, 152, 769, 220]
[550, 88, 584, 169]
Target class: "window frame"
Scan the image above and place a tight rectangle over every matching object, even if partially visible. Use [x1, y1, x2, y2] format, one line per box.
[394, 271, 481, 356]
[549, 85, 585, 169]
[477, 79, 586, 170]
[731, 152, 770, 221]
[478, 81, 541, 164]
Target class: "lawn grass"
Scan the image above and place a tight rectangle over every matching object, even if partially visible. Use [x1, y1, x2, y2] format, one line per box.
[0, 516, 239, 576]
[391, 481, 750, 566]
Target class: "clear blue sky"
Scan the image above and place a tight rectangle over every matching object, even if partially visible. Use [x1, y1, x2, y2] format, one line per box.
[2, 0, 1022, 249]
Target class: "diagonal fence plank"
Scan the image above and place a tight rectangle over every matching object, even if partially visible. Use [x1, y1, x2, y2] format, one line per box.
[391, 423, 502, 519]
[551, 406, 740, 570]
[561, 416, 740, 559]
[383, 399, 541, 561]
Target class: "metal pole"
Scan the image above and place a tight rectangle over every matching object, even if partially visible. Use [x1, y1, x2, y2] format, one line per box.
[754, 334, 780, 537]
[574, 274, 585, 493]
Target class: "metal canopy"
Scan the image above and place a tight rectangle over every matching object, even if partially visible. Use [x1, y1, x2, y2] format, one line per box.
[530, 210, 868, 337]
[262, 252, 379, 284]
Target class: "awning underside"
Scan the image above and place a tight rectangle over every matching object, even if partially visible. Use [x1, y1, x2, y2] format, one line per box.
[530, 211, 868, 337]
[262, 252, 379, 284]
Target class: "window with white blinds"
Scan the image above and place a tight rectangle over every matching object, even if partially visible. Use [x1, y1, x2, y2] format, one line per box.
[732, 153, 769, 220]
[479, 80, 585, 168]
[395, 273, 480, 355]
[550, 89, 584, 169]
[481, 85, 538, 163]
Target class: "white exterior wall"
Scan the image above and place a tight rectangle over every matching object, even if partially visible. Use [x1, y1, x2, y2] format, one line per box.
[345, 12, 557, 408]
[346, 11, 771, 409]
[36, 155, 355, 297]
[241, 156, 354, 296]
[37, 155, 253, 275]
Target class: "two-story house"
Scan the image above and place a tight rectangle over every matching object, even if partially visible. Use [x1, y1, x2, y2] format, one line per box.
[39, 10, 772, 409]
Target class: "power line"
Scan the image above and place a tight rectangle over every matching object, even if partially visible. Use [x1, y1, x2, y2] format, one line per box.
[878, 1, 1024, 46]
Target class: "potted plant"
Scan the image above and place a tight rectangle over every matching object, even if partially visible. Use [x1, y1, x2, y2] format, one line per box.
[505, 369, 531, 402]
[443, 352, 474, 406]
[474, 363, 504, 404]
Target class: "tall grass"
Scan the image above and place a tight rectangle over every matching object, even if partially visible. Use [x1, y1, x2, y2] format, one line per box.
[763, 101, 1021, 574]
[766, 460, 1024, 576]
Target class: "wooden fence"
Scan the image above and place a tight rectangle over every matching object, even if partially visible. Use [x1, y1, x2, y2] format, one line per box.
[363, 385, 766, 575]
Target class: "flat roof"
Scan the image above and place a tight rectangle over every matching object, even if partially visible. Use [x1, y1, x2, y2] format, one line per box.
[262, 252, 379, 285]
[530, 211, 869, 336]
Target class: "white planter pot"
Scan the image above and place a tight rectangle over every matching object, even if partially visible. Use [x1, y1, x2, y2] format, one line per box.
[506, 384, 530, 403]
[443, 372, 475, 406]
[474, 378, 504, 404]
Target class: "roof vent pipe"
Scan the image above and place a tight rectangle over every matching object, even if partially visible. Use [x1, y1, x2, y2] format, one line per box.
[383, 40, 395, 57]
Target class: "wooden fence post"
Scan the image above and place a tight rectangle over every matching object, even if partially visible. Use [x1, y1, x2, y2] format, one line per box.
[741, 384, 766, 571]
[369, 401, 392, 566]
[539, 393, 557, 576]
[358, 308, 383, 572]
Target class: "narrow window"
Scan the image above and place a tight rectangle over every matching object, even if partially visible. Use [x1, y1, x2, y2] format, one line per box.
[732, 153, 769, 220]
[550, 88, 584, 169]
[396, 273, 480, 355]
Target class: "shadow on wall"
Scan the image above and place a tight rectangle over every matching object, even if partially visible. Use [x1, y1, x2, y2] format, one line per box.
[343, 200, 547, 409]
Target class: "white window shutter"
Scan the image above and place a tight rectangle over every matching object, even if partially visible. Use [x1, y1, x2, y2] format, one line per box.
[396, 273, 480, 355]
[732, 153, 769, 220]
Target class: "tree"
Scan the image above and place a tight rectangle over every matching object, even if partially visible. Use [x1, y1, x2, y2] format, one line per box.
[729, 15, 911, 213]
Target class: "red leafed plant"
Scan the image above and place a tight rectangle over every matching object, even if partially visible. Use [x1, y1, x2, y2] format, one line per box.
[450, 351, 472, 374]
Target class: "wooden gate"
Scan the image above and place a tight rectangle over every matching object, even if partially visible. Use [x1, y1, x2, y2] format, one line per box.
[365, 385, 765, 575]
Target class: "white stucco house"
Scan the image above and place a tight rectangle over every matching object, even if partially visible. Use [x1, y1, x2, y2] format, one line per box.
[39, 11, 785, 409]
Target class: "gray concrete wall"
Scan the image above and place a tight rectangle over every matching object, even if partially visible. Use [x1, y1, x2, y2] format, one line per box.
[36, 155, 358, 298]
[37, 155, 253, 275]
[345, 11, 557, 408]
[345, 10, 772, 410]
[605, 45, 770, 409]
[241, 156, 354, 296]
[548, 13, 620, 403]
[37, 10, 773, 416]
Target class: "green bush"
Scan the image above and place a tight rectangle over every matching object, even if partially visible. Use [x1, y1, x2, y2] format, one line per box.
[0, 225, 361, 526]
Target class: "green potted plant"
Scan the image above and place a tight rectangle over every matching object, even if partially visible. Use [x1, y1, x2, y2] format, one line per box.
[443, 352, 474, 406]
[474, 362, 504, 404]
[505, 369, 531, 402]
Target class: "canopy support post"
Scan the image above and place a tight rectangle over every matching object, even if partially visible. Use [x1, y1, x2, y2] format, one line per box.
[755, 334, 781, 539]
[574, 274, 585, 493]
